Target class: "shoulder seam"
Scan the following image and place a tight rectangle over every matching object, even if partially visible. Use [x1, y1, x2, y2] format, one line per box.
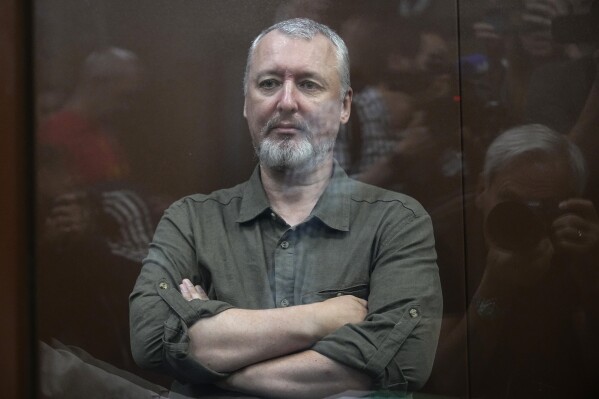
[175, 194, 243, 208]
[350, 197, 418, 218]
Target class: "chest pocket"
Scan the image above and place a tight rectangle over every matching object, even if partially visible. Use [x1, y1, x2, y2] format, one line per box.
[300, 283, 369, 304]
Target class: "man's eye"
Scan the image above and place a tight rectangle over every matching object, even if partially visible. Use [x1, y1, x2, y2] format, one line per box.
[259, 79, 279, 90]
[300, 80, 320, 90]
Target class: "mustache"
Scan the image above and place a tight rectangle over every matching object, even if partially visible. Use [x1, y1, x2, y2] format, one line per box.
[262, 115, 309, 135]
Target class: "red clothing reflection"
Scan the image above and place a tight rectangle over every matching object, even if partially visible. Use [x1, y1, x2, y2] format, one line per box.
[38, 110, 130, 186]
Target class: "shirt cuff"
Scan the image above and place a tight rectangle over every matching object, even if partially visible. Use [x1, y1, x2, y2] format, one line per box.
[156, 279, 235, 384]
[311, 305, 424, 394]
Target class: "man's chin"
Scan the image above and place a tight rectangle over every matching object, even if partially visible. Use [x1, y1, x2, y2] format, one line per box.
[260, 156, 314, 171]
[256, 137, 334, 172]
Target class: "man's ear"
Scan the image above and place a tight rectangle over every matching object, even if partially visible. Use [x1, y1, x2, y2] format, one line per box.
[340, 88, 353, 124]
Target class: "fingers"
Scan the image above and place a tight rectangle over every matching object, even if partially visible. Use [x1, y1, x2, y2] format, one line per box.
[559, 199, 599, 222]
[335, 294, 369, 313]
[180, 278, 209, 301]
[553, 221, 599, 253]
[552, 201, 599, 253]
[472, 22, 502, 41]
[53, 190, 87, 203]
[347, 296, 368, 308]
[522, 0, 564, 25]
[45, 205, 89, 235]
[46, 192, 92, 235]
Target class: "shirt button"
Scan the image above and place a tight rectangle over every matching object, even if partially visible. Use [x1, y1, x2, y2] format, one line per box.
[271, 212, 276, 220]
[280, 241, 289, 249]
[159, 282, 168, 290]
[280, 298, 290, 307]
[409, 308, 419, 318]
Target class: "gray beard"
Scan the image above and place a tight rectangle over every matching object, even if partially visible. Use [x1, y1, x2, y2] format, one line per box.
[255, 116, 335, 170]
[257, 135, 336, 170]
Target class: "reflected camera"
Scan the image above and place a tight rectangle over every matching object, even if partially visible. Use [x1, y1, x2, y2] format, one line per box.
[486, 200, 563, 252]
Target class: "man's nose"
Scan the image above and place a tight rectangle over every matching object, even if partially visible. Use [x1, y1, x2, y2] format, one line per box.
[277, 81, 298, 114]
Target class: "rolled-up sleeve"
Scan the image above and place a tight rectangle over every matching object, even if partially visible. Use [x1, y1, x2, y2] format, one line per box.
[311, 206, 442, 394]
[129, 201, 234, 384]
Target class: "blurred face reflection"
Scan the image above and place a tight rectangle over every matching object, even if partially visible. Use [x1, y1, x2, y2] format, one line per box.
[415, 32, 450, 73]
[477, 156, 575, 232]
[243, 30, 351, 170]
[92, 66, 144, 121]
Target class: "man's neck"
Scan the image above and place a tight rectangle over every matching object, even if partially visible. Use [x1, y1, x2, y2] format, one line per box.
[260, 158, 334, 227]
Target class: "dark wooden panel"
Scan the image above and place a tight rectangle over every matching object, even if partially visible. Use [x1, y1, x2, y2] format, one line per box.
[0, 0, 32, 398]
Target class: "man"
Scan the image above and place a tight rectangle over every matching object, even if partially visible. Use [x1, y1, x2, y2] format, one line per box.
[130, 19, 442, 398]
[428, 124, 599, 398]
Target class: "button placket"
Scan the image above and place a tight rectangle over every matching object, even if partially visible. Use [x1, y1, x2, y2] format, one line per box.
[274, 230, 295, 308]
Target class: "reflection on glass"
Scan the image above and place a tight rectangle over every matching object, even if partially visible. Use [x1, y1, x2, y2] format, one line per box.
[35, 45, 169, 396]
[433, 124, 599, 398]
[450, 0, 599, 397]
[33, 0, 599, 398]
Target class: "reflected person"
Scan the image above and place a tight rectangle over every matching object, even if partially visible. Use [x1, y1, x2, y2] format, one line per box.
[130, 18, 442, 399]
[37, 47, 155, 263]
[36, 48, 157, 379]
[335, 17, 460, 211]
[431, 124, 599, 398]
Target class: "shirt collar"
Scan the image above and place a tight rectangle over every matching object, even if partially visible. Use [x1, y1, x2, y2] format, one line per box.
[237, 165, 271, 223]
[310, 161, 351, 231]
[237, 161, 352, 232]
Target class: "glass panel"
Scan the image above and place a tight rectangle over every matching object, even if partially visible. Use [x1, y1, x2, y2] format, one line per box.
[458, 0, 599, 397]
[32, 1, 479, 398]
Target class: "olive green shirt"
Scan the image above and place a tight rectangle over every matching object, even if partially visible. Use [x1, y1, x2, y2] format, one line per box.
[129, 163, 442, 395]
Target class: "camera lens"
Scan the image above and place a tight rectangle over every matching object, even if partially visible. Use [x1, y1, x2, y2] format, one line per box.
[486, 201, 547, 252]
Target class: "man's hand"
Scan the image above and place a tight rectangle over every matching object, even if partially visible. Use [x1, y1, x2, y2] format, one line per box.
[180, 278, 209, 300]
[312, 295, 368, 337]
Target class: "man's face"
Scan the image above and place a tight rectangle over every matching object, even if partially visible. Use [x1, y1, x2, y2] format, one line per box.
[244, 30, 351, 170]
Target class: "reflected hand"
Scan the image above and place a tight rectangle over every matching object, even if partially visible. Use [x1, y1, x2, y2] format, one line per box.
[521, 0, 568, 29]
[552, 198, 599, 254]
[520, 0, 569, 57]
[473, 21, 503, 41]
[44, 191, 93, 239]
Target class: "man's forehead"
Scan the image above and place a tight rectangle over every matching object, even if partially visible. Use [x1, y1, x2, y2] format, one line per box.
[490, 158, 575, 199]
[251, 30, 336, 69]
